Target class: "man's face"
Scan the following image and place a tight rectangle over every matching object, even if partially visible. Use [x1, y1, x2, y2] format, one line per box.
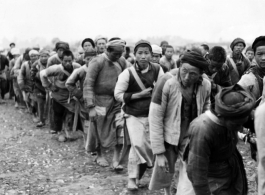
[96, 39, 106, 53]
[57, 48, 65, 58]
[10, 45, 15, 49]
[152, 53, 161, 63]
[180, 63, 201, 87]
[246, 51, 254, 61]
[161, 43, 168, 54]
[108, 47, 124, 62]
[30, 54, 38, 63]
[135, 47, 152, 69]
[62, 55, 73, 69]
[209, 60, 223, 74]
[233, 43, 244, 54]
[40, 54, 49, 64]
[255, 46, 265, 68]
[165, 48, 174, 59]
[83, 42, 93, 52]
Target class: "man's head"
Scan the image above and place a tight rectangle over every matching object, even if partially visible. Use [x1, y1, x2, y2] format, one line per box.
[252, 36, 265, 68]
[208, 46, 226, 74]
[106, 39, 126, 62]
[61, 50, 74, 70]
[215, 84, 255, 130]
[200, 44, 209, 56]
[151, 44, 162, 63]
[11, 48, 20, 59]
[179, 51, 208, 87]
[39, 49, 50, 65]
[165, 45, 174, 59]
[10, 43, 15, 49]
[134, 40, 152, 70]
[230, 38, 246, 55]
[84, 48, 97, 65]
[245, 46, 254, 62]
[29, 50, 39, 63]
[160, 41, 168, 55]
[95, 36, 107, 54]
[81, 38, 95, 52]
[55, 41, 70, 58]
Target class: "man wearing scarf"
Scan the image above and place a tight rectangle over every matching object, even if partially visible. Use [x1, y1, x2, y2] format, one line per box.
[115, 40, 164, 190]
[226, 38, 251, 85]
[31, 49, 50, 127]
[149, 51, 210, 195]
[40, 50, 81, 138]
[18, 50, 39, 121]
[83, 39, 127, 168]
[204, 46, 232, 104]
[186, 84, 254, 195]
[47, 41, 70, 67]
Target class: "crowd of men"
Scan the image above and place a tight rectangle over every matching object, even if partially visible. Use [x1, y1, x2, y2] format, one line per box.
[1, 35, 265, 195]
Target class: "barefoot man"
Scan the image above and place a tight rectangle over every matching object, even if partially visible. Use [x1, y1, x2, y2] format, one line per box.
[83, 39, 127, 168]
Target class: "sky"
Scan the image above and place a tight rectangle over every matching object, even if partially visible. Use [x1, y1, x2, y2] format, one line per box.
[0, 0, 265, 47]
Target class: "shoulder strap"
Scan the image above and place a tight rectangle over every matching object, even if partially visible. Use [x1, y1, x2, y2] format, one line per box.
[129, 66, 146, 90]
[228, 57, 239, 76]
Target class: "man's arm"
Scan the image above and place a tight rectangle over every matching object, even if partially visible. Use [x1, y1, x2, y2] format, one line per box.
[40, 65, 61, 88]
[65, 68, 83, 99]
[202, 79, 211, 113]
[17, 62, 26, 90]
[255, 104, 265, 195]
[114, 69, 130, 103]
[187, 121, 212, 195]
[83, 58, 101, 107]
[149, 75, 171, 154]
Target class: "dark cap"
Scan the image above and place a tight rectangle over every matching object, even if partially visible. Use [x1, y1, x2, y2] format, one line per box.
[230, 38, 246, 50]
[55, 41, 70, 51]
[134, 40, 152, 53]
[81, 38, 95, 48]
[252, 36, 265, 53]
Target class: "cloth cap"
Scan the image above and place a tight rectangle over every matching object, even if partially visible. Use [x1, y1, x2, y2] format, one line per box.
[134, 40, 152, 53]
[33, 44, 40, 50]
[39, 49, 50, 56]
[180, 51, 209, 70]
[252, 36, 265, 53]
[11, 48, 20, 55]
[151, 44, 162, 55]
[246, 46, 254, 53]
[215, 84, 255, 118]
[81, 38, 95, 48]
[106, 39, 126, 49]
[29, 49, 39, 56]
[230, 38, 246, 50]
[84, 48, 97, 58]
[94, 36, 108, 44]
[55, 41, 70, 50]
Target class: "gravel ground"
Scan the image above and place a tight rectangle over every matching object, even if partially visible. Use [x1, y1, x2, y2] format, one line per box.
[0, 99, 257, 195]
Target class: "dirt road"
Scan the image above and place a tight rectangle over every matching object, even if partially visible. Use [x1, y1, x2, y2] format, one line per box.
[0, 100, 257, 195]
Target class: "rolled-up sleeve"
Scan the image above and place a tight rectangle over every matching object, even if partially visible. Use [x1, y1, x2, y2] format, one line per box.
[40, 65, 60, 88]
[114, 69, 130, 103]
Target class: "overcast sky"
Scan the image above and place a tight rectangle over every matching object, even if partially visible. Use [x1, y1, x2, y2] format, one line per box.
[0, 0, 265, 45]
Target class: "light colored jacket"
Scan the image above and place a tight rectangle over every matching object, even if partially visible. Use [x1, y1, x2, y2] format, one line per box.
[149, 69, 211, 154]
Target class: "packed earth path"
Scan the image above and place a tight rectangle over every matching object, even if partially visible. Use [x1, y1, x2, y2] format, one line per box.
[0, 98, 258, 195]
